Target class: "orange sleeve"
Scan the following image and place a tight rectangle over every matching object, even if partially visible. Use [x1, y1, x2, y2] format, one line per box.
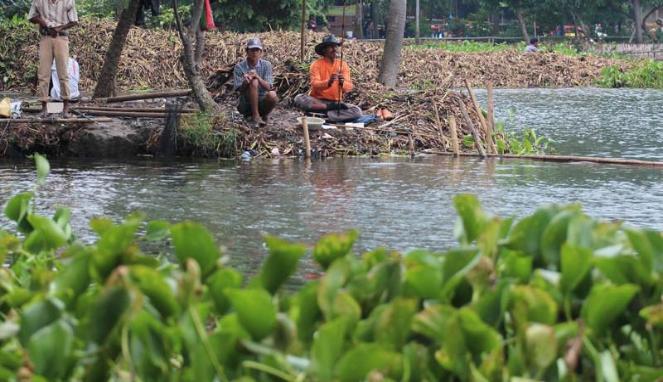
[310, 61, 328, 91]
[341, 61, 353, 92]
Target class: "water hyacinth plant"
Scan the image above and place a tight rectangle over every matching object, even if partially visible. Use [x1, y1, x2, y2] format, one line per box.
[0, 155, 661, 381]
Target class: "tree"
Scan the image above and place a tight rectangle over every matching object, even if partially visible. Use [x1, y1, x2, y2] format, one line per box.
[378, 0, 406, 87]
[93, 0, 141, 98]
[173, 0, 218, 112]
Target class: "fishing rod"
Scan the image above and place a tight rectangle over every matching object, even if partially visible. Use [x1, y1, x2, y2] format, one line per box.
[337, 0, 346, 113]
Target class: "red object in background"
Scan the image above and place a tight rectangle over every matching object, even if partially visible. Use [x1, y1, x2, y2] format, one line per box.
[203, 0, 216, 30]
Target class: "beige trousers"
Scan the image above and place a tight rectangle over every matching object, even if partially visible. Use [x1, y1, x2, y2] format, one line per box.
[38, 35, 70, 102]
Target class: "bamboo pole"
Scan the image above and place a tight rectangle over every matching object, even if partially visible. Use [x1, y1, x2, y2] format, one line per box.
[463, 79, 491, 144]
[422, 150, 663, 168]
[100, 89, 192, 103]
[64, 110, 174, 118]
[486, 81, 497, 154]
[301, 116, 311, 158]
[23, 106, 197, 114]
[456, 96, 486, 158]
[448, 115, 460, 156]
[300, 0, 306, 62]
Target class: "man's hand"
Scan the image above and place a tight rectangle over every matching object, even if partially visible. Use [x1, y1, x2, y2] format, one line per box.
[327, 73, 338, 87]
[337, 73, 345, 86]
[47, 27, 58, 37]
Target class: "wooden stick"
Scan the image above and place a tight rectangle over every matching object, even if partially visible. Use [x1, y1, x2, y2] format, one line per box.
[432, 101, 450, 148]
[23, 106, 197, 113]
[464, 79, 490, 143]
[422, 150, 663, 168]
[0, 118, 112, 123]
[448, 115, 460, 156]
[301, 116, 311, 159]
[486, 81, 497, 154]
[455, 96, 486, 158]
[65, 110, 172, 118]
[100, 89, 192, 103]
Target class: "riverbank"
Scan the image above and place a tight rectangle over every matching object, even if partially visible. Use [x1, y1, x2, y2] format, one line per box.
[0, 20, 629, 159]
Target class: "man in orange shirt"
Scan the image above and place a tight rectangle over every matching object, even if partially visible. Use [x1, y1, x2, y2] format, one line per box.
[294, 35, 362, 122]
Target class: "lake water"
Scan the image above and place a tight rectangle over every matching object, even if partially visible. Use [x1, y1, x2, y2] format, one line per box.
[1, 88, 662, 273]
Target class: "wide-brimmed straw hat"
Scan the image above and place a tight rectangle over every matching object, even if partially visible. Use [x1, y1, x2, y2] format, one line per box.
[314, 35, 341, 55]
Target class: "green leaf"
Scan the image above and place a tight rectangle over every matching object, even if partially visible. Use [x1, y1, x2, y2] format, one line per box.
[403, 250, 443, 299]
[51, 247, 91, 305]
[4, 192, 33, 233]
[258, 235, 306, 294]
[453, 194, 489, 244]
[441, 248, 481, 302]
[170, 222, 220, 277]
[129, 266, 179, 319]
[559, 244, 592, 296]
[89, 286, 131, 344]
[509, 285, 558, 325]
[226, 288, 276, 340]
[506, 207, 557, 261]
[207, 267, 243, 315]
[33, 153, 50, 184]
[581, 284, 639, 335]
[458, 307, 502, 356]
[18, 298, 63, 345]
[313, 230, 358, 270]
[541, 208, 580, 267]
[335, 343, 402, 381]
[145, 220, 170, 242]
[129, 311, 169, 380]
[525, 323, 557, 370]
[311, 318, 348, 381]
[374, 298, 418, 350]
[26, 320, 73, 380]
[24, 214, 67, 252]
[599, 351, 619, 382]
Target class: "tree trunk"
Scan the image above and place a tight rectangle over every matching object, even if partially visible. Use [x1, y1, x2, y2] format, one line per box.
[93, 0, 141, 99]
[173, 0, 218, 112]
[633, 0, 644, 43]
[415, 0, 420, 44]
[515, 9, 529, 43]
[378, 0, 406, 87]
[194, 28, 205, 71]
[354, 0, 363, 39]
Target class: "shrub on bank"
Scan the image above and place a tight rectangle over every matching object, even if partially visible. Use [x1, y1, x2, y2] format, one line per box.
[0, 155, 661, 381]
[597, 60, 663, 89]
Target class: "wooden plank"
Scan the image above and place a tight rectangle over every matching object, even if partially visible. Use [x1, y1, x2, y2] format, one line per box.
[99, 89, 192, 103]
[1, 118, 112, 123]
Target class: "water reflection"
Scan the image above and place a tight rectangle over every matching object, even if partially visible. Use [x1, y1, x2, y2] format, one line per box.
[474, 88, 663, 160]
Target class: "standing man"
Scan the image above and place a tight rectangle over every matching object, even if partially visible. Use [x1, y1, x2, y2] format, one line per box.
[233, 38, 278, 127]
[28, 0, 78, 118]
[294, 35, 362, 122]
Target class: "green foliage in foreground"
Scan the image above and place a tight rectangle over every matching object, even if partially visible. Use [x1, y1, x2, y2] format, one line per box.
[597, 60, 663, 89]
[0, 155, 662, 381]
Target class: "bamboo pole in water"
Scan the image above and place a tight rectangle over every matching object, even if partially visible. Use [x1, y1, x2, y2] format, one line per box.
[301, 117, 311, 159]
[455, 96, 486, 158]
[486, 82, 497, 154]
[448, 115, 460, 156]
[423, 150, 663, 168]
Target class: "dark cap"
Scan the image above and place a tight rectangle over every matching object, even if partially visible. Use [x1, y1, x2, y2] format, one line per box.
[314, 35, 341, 55]
[246, 37, 263, 50]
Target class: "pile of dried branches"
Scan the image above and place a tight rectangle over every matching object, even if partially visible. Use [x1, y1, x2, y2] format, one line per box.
[0, 20, 627, 158]
[2, 20, 629, 92]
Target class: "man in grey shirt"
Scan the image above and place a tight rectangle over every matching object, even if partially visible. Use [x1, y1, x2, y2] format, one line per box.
[28, 0, 78, 118]
[233, 38, 278, 127]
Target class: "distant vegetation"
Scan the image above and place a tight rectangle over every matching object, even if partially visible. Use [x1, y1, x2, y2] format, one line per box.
[598, 59, 663, 89]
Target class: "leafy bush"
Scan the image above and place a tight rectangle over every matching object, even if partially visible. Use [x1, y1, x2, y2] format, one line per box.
[0, 155, 661, 381]
[597, 60, 663, 89]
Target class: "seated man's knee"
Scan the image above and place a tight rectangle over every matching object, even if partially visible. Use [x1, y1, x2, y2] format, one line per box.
[266, 91, 279, 103]
[249, 78, 259, 88]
